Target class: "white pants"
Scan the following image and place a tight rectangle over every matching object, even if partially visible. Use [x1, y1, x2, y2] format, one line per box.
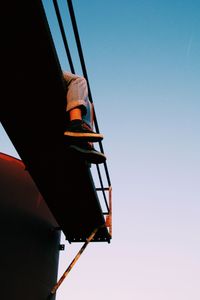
[63, 72, 93, 128]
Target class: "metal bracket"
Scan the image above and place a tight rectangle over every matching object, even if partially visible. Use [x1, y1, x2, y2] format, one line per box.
[59, 244, 65, 251]
[51, 226, 100, 295]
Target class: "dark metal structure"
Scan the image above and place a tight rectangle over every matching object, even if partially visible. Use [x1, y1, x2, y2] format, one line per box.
[0, 0, 112, 297]
[1, 0, 111, 243]
[0, 153, 60, 300]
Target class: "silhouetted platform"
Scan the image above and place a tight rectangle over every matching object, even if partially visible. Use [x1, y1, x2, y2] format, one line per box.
[1, 1, 111, 242]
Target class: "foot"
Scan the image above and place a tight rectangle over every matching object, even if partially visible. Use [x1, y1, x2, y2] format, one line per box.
[64, 120, 103, 142]
[69, 142, 106, 164]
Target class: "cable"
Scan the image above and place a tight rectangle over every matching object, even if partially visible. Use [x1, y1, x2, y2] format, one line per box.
[53, 0, 75, 74]
[66, 0, 111, 186]
[52, 0, 112, 187]
[66, 0, 92, 101]
[66, 0, 101, 136]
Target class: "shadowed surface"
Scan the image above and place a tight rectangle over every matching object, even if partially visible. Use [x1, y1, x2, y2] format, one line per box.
[1, 0, 110, 242]
[0, 153, 60, 300]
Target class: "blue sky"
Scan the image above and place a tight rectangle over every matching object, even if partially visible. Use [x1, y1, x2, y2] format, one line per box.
[1, 0, 200, 299]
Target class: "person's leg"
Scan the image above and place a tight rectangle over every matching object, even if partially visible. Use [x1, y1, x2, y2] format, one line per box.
[63, 71, 106, 164]
[69, 142, 106, 164]
[69, 108, 82, 121]
[82, 98, 93, 128]
[65, 75, 87, 114]
[63, 71, 88, 122]
[63, 71, 94, 126]
[67, 102, 106, 164]
[64, 75, 103, 142]
[68, 95, 92, 125]
[69, 101, 106, 164]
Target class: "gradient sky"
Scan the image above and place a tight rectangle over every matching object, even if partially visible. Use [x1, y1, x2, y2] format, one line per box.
[1, 1, 200, 299]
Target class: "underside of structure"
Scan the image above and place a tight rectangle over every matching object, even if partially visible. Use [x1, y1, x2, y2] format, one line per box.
[1, 0, 111, 243]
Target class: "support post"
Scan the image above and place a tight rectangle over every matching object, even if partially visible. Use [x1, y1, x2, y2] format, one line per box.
[51, 227, 99, 295]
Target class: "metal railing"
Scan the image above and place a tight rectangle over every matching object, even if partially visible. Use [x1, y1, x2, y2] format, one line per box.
[51, 0, 112, 236]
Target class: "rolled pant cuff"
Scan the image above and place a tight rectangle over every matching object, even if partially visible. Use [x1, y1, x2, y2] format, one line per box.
[66, 100, 87, 115]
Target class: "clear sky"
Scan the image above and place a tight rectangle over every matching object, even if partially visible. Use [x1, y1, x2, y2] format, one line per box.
[1, 0, 200, 299]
